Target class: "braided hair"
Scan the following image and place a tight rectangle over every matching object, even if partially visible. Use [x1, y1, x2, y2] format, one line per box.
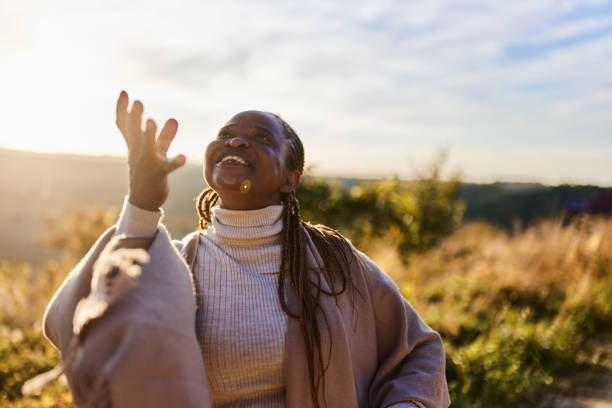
[197, 113, 356, 407]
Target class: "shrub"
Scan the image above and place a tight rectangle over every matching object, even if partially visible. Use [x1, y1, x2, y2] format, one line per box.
[297, 155, 464, 263]
[390, 217, 612, 407]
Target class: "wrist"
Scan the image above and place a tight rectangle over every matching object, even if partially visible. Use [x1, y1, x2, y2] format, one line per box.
[116, 196, 162, 238]
[127, 194, 161, 212]
[128, 176, 168, 211]
[128, 181, 164, 211]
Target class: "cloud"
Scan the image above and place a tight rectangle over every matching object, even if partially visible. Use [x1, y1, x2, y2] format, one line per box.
[2, 0, 611, 184]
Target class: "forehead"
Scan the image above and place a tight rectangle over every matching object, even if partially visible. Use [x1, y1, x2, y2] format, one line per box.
[223, 111, 285, 139]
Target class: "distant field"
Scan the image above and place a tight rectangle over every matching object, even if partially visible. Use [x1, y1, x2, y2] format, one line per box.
[0, 149, 204, 262]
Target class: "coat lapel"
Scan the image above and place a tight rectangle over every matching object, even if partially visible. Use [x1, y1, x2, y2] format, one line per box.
[284, 231, 358, 408]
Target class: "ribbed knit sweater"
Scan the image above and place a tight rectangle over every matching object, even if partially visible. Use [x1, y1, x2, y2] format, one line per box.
[195, 205, 287, 407]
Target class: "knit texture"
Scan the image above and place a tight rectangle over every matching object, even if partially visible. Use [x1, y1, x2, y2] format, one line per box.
[192, 205, 287, 407]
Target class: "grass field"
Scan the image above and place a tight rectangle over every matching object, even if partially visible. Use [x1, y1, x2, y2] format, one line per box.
[1, 214, 611, 407]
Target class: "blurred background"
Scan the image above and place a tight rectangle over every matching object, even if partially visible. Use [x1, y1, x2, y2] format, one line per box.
[1, 1, 611, 407]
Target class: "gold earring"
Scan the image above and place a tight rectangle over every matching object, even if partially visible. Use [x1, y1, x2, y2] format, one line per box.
[240, 179, 251, 194]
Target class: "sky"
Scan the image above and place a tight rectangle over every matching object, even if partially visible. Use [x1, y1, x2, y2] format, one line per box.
[1, 0, 611, 185]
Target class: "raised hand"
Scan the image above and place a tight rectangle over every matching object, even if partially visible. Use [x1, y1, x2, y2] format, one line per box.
[115, 90, 186, 211]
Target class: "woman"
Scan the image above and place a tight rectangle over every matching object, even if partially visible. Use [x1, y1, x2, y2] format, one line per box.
[43, 91, 450, 408]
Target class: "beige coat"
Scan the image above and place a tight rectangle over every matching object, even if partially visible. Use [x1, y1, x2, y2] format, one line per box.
[43, 225, 450, 408]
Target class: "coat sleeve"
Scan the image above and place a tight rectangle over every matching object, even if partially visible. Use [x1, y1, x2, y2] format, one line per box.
[42, 225, 191, 350]
[42, 225, 211, 408]
[356, 251, 450, 408]
[42, 226, 144, 350]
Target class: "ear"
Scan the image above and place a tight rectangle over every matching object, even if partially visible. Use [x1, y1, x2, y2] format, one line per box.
[280, 170, 301, 193]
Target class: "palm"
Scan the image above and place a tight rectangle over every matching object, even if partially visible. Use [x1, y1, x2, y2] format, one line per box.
[115, 91, 186, 211]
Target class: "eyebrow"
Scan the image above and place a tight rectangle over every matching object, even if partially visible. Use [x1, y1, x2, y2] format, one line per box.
[218, 124, 274, 135]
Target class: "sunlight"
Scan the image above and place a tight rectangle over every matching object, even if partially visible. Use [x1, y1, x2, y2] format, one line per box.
[0, 1, 610, 185]
[0, 25, 121, 155]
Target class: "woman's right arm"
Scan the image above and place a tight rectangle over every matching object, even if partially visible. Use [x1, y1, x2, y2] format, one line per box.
[43, 91, 189, 347]
[41, 93, 212, 407]
[107, 90, 188, 247]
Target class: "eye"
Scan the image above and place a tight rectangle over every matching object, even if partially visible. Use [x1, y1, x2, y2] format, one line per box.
[254, 132, 271, 143]
[217, 131, 232, 140]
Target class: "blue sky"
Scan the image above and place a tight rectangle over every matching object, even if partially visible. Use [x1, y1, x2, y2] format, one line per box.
[0, 0, 611, 185]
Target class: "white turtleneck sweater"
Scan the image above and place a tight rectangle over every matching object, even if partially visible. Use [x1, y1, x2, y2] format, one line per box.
[195, 205, 287, 407]
[114, 198, 422, 408]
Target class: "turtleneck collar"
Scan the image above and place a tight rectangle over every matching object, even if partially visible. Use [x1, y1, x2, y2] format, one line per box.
[206, 205, 284, 247]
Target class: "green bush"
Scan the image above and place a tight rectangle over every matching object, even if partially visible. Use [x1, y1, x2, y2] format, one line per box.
[297, 156, 464, 263]
[0, 207, 118, 406]
[0, 326, 61, 403]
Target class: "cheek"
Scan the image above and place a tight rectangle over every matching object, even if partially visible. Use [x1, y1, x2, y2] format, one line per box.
[260, 155, 287, 189]
[260, 148, 284, 173]
[203, 142, 218, 183]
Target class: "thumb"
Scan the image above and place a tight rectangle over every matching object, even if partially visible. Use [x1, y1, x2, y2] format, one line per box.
[162, 154, 186, 173]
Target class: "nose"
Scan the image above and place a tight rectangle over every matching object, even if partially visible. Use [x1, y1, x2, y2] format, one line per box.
[226, 135, 250, 148]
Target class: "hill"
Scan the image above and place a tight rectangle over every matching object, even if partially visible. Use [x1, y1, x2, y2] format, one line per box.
[1, 148, 610, 261]
[0, 148, 204, 261]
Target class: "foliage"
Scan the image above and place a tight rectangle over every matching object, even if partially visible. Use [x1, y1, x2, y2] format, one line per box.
[382, 216, 612, 407]
[0, 260, 72, 406]
[42, 206, 119, 260]
[297, 155, 464, 263]
[0, 326, 70, 406]
[0, 206, 117, 405]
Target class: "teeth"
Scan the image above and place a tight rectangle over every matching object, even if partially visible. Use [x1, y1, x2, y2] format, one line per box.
[219, 155, 247, 165]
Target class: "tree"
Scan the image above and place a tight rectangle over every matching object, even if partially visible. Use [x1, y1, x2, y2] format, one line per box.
[296, 153, 464, 263]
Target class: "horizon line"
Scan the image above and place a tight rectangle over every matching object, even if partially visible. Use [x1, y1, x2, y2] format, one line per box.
[1, 145, 610, 188]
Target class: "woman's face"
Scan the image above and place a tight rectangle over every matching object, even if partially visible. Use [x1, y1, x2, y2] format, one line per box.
[204, 110, 300, 210]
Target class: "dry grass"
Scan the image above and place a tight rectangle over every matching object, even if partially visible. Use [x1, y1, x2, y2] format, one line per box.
[0, 207, 117, 406]
[368, 216, 612, 407]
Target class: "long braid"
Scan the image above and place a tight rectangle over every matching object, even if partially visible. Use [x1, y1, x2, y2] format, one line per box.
[197, 188, 219, 229]
[196, 112, 356, 408]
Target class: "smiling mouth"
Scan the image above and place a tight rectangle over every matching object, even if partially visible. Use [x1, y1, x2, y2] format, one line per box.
[217, 155, 249, 166]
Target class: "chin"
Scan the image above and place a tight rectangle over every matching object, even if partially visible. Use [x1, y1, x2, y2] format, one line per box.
[210, 167, 249, 193]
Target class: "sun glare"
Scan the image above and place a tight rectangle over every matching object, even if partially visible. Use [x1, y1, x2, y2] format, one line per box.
[0, 24, 121, 155]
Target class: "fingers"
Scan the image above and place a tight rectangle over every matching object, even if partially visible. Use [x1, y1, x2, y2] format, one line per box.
[144, 119, 157, 152]
[145, 119, 184, 173]
[158, 154, 186, 173]
[116, 93, 184, 175]
[115, 90, 128, 136]
[166, 154, 187, 172]
[125, 99, 144, 144]
[157, 119, 179, 154]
